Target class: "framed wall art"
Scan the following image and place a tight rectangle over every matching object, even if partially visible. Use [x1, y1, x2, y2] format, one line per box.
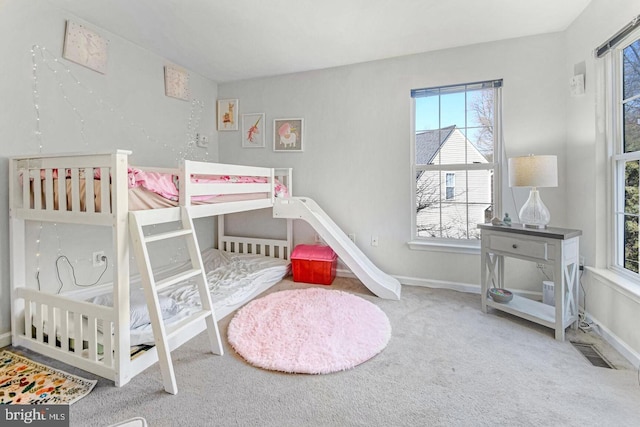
[241, 113, 265, 148]
[273, 118, 303, 152]
[164, 65, 190, 100]
[217, 99, 238, 131]
[62, 20, 109, 74]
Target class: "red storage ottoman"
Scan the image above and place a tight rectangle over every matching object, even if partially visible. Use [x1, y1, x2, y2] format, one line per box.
[291, 244, 337, 285]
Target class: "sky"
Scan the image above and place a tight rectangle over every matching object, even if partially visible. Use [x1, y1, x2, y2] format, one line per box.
[414, 91, 485, 132]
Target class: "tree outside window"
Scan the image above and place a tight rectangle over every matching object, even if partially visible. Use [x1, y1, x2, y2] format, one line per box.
[619, 37, 640, 273]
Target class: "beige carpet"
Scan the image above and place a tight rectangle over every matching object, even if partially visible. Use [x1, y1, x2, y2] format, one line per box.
[10, 277, 640, 426]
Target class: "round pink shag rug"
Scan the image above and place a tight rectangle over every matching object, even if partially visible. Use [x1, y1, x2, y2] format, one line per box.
[227, 288, 391, 374]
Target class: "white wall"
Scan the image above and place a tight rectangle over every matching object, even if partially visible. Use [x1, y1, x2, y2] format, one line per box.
[0, 1, 218, 339]
[218, 33, 568, 292]
[565, 0, 640, 363]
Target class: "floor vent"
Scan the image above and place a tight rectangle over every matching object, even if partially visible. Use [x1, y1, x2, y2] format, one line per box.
[570, 341, 615, 369]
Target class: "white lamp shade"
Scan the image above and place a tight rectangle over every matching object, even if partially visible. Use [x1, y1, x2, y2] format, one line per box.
[508, 155, 558, 188]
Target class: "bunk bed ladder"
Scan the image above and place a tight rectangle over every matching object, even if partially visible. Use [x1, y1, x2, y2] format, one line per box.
[129, 206, 223, 395]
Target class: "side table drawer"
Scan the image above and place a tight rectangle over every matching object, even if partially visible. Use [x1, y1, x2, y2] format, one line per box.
[489, 235, 548, 261]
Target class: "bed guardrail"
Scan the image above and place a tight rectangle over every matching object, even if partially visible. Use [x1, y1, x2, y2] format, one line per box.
[9, 151, 131, 225]
[14, 287, 117, 380]
[219, 235, 290, 260]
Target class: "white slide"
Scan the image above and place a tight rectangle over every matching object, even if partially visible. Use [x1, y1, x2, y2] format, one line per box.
[273, 197, 401, 300]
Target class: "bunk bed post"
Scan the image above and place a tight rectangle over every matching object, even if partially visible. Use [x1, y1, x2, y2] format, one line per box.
[217, 215, 225, 252]
[179, 160, 189, 206]
[285, 168, 293, 259]
[112, 151, 131, 386]
[9, 158, 27, 344]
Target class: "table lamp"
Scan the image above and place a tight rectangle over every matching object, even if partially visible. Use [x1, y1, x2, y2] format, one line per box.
[508, 154, 558, 229]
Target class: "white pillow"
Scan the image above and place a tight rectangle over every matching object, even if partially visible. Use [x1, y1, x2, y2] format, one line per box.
[89, 288, 179, 330]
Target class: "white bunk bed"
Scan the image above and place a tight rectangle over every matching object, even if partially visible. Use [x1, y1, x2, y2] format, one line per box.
[9, 150, 293, 388]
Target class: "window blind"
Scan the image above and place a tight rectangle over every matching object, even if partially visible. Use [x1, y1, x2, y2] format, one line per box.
[595, 14, 640, 58]
[411, 79, 502, 98]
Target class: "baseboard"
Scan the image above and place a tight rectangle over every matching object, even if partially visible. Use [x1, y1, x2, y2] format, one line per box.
[396, 275, 481, 294]
[339, 270, 544, 300]
[336, 268, 356, 279]
[586, 312, 640, 368]
[340, 269, 482, 294]
[0, 331, 12, 348]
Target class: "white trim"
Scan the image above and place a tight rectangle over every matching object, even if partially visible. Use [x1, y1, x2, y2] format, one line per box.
[585, 311, 640, 368]
[606, 27, 640, 275]
[388, 274, 543, 301]
[407, 240, 480, 255]
[411, 83, 502, 242]
[586, 267, 640, 305]
[0, 331, 11, 348]
[399, 276, 480, 294]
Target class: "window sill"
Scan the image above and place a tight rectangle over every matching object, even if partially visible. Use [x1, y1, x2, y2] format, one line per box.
[407, 240, 480, 255]
[585, 267, 640, 305]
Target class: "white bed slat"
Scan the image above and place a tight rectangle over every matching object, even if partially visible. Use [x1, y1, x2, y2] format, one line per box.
[44, 169, 54, 211]
[184, 160, 271, 177]
[31, 155, 115, 170]
[87, 316, 98, 362]
[60, 310, 69, 352]
[57, 169, 67, 212]
[17, 287, 114, 320]
[47, 305, 56, 348]
[73, 312, 82, 355]
[35, 303, 43, 343]
[190, 182, 271, 197]
[102, 321, 113, 367]
[85, 168, 95, 213]
[33, 173, 42, 211]
[100, 167, 110, 214]
[22, 171, 29, 210]
[24, 300, 32, 341]
[70, 168, 80, 212]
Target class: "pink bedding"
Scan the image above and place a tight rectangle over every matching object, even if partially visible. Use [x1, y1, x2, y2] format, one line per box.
[129, 168, 289, 202]
[25, 167, 289, 212]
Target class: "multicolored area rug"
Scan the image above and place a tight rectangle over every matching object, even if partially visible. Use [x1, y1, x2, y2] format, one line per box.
[228, 288, 392, 374]
[0, 350, 96, 404]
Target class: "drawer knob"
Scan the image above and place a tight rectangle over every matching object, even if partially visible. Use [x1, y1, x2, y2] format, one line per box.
[512, 244, 518, 249]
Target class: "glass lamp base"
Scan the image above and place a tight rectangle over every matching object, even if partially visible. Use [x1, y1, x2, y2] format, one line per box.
[519, 188, 550, 229]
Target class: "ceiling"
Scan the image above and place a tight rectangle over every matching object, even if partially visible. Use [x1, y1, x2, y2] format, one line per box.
[46, 0, 592, 83]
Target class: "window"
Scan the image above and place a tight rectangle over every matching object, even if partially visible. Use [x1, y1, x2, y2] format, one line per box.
[445, 173, 455, 200]
[611, 31, 640, 276]
[411, 80, 502, 241]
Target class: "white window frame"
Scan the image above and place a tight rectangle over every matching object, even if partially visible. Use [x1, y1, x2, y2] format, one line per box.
[409, 81, 503, 253]
[445, 172, 455, 200]
[608, 27, 640, 282]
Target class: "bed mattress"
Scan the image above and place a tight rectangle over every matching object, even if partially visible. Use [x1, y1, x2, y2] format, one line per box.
[93, 248, 290, 346]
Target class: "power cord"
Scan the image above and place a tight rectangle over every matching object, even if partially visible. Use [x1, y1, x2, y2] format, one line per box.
[577, 269, 593, 332]
[55, 254, 108, 294]
[536, 263, 552, 281]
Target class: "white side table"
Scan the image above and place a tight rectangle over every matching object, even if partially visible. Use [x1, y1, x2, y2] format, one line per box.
[478, 223, 582, 341]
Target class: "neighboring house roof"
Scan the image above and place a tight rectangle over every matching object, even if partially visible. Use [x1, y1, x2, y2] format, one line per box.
[415, 125, 456, 164]
[416, 125, 489, 164]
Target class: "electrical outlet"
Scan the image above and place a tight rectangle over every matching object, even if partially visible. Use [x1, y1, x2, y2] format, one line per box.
[348, 233, 356, 243]
[579, 256, 585, 271]
[195, 133, 209, 148]
[93, 251, 105, 267]
[371, 235, 379, 246]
